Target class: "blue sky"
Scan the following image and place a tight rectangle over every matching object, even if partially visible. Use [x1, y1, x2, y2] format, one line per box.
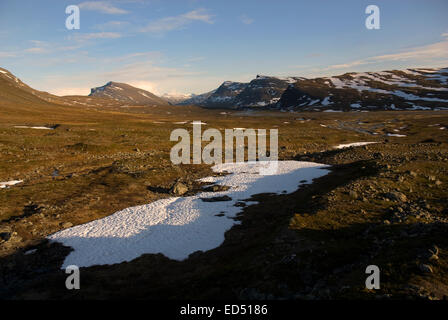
[0, 0, 447, 96]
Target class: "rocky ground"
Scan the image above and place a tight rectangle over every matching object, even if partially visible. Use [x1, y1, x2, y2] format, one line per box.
[0, 106, 447, 300]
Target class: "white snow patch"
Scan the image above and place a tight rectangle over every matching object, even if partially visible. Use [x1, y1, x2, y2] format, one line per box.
[48, 161, 330, 268]
[14, 126, 54, 130]
[387, 133, 407, 137]
[334, 142, 377, 149]
[24, 249, 37, 255]
[321, 97, 332, 106]
[0, 180, 23, 189]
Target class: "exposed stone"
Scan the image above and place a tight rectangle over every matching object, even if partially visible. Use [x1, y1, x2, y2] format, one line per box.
[201, 195, 232, 202]
[62, 222, 73, 229]
[419, 263, 433, 273]
[171, 181, 189, 196]
[430, 245, 439, 256]
[428, 254, 439, 262]
[349, 190, 358, 199]
[0, 232, 11, 242]
[385, 192, 407, 202]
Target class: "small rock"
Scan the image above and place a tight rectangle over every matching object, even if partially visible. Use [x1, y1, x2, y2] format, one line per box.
[428, 254, 439, 262]
[0, 232, 11, 242]
[201, 195, 232, 202]
[62, 222, 73, 228]
[385, 192, 407, 202]
[430, 245, 439, 256]
[419, 263, 433, 273]
[349, 190, 358, 199]
[171, 182, 189, 196]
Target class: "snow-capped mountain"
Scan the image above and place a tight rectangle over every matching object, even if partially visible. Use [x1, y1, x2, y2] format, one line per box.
[179, 76, 298, 109]
[161, 93, 193, 104]
[234, 75, 298, 108]
[278, 68, 448, 111]
[2, 65, 447, 111]
[178, 68, 448, 111]
[178, 89, 217, 106]
[89, 81, 169, 106]
[197, 81, 247, 108]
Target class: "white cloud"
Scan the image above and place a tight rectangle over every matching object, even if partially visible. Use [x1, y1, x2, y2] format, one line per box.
[24, 47, 48, 54]
[78, 1, 129, 14]
[36, 51, 226, 96]
[140, 8, 214, 34]
[323, 34, 448, 72]
[240, 14, 254, 25]
[0, 51, 16, 58]
[71, 32, 123, 42]
[94, 20, 129, 30]
[126, 81, 160, 95]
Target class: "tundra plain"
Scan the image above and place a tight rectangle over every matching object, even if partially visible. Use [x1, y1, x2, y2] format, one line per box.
[0, 101, 448, 300]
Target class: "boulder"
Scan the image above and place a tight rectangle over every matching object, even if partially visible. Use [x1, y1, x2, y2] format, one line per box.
[385, 192, 407, 202]
[171, 182, 189, 196]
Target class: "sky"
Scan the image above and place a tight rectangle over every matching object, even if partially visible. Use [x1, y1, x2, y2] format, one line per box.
[0, 0, 447, 96]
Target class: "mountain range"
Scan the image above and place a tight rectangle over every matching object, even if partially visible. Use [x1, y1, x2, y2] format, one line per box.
[1, 66, 447, 111]
[180, 68, 448, 111]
